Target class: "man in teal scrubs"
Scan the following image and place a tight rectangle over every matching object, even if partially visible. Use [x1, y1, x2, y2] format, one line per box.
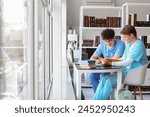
[88, 29, 125, 93]
[93, 25, 148, 100]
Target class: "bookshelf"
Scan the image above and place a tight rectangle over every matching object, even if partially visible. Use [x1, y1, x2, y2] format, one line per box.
[122, 3, 150, 36]
[122, 3, 150, 89]
[79, 6, 122, 60]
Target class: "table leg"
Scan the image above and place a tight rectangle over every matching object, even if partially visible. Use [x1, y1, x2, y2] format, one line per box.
[76, 70, 81, 100]
[116, 69, 122, 99]
[73, 66, 76, 92]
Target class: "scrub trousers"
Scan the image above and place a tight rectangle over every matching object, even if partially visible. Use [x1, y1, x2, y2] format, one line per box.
[88, 73, 101, 93]
[88, 73, 110, 93]
[93, 72, 126, 100]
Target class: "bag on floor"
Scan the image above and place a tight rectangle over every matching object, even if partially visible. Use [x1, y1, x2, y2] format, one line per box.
[115, 89, 134, 100]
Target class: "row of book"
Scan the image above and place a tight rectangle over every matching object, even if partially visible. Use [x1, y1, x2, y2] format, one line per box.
[128, 14, 150, 27]
[82, 36, 100, 47]
[78, 60, 96, 69]
[84, 16, 122, 27]
[82, 35, 121, 47]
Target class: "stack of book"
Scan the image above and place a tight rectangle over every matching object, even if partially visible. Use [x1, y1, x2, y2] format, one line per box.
[78, 60, 96, 69]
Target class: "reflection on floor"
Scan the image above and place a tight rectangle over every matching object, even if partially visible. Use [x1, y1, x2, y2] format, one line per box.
[82, 88, 150, 100]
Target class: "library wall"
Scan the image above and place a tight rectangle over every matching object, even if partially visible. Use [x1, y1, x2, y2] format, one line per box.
[67, 0, 150, 33]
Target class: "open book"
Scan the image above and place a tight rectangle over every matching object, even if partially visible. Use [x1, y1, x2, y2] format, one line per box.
[105, 58, 122, 62]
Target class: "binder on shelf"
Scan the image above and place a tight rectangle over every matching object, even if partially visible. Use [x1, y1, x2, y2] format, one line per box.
[129, 13, 137, 26]
[84, 16, 96, 27]
[93, 36, 100, 47]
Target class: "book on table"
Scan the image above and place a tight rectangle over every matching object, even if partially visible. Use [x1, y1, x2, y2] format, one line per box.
[78, 60, 96, 64]
[79, 63, 96, 69]
[105, 58, 122, 62]
[78, 60, 96, 69]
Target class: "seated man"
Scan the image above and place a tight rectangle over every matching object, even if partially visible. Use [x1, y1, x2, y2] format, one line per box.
[93, 25, 148, 100]
[88, 29, 125, 93]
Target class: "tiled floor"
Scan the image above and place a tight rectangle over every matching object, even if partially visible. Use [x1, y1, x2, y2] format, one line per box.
[82, 87, 150, 100]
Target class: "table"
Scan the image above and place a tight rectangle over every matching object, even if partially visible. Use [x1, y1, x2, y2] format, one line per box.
[73, 64, 122, 100]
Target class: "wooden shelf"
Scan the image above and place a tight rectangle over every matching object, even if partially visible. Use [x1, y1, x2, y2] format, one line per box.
[81, 27, 122, 30]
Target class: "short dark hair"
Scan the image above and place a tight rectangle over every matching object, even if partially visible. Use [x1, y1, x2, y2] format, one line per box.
[101, 29, 115, 40]
[120, 25, 137, 37]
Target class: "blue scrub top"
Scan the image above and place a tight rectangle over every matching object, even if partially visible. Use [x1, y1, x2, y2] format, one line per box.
[95, 39, 125, 58]
[121, 39, 148, 73]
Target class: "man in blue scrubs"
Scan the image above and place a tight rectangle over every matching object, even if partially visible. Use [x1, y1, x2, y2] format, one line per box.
[93, 25, 148, 100]
[88, 29, 125, 93]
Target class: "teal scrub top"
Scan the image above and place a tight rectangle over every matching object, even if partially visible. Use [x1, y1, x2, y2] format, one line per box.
[121, 39, 148, 73]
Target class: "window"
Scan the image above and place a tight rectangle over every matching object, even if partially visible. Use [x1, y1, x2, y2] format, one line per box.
[0, 0, 28, 99]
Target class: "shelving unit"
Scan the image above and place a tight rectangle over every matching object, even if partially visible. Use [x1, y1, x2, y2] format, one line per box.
[122, 3, 150, 36]
[79, 6, 122, 60]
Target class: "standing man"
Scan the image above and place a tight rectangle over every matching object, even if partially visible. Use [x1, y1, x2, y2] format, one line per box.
[88, 29, 125, 93]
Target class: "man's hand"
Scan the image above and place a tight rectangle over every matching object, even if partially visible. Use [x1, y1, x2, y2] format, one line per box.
[96, 59, 100, 64]
[101, 59, 111, 66]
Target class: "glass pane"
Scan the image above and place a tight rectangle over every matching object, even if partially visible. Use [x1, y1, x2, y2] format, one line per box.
[0, 0, 28, 99]
[38, 0, 45, 99]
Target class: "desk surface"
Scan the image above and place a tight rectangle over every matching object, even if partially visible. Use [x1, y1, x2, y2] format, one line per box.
[75, 64, 122, 71]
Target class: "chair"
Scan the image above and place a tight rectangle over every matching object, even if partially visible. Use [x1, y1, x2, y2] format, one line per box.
[123, 63, 148, 100]
[67, 48, 74, 67]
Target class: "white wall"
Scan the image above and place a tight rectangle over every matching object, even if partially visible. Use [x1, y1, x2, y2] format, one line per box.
[67, 0, 83, 34]
[67, 0, 150, 34]
[114, 0, 149, 6]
